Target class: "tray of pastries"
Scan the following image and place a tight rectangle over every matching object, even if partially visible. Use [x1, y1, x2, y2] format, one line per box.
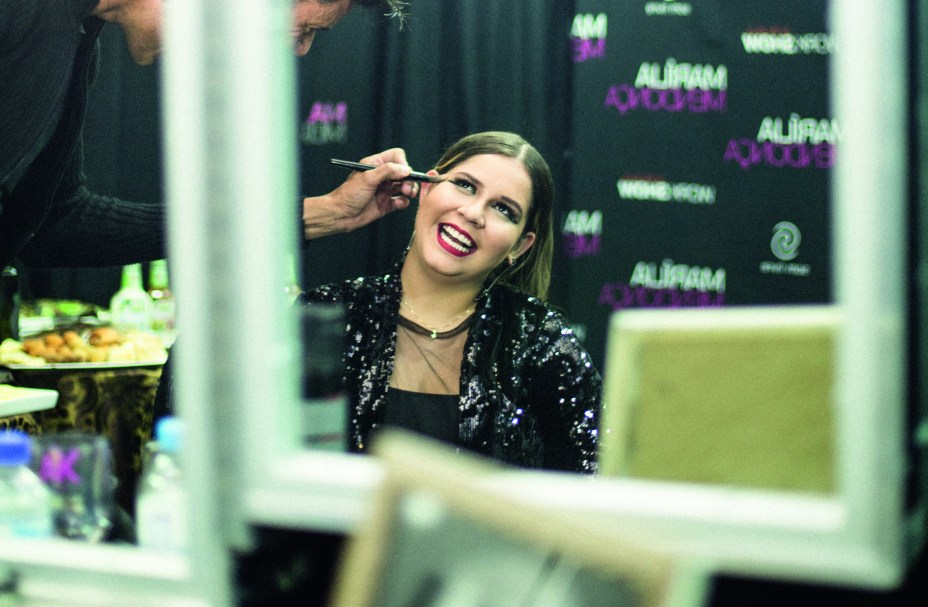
[0, 326, 168, 370]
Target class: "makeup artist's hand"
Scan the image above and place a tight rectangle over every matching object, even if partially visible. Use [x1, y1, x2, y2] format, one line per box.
[302, 148, 420, 240]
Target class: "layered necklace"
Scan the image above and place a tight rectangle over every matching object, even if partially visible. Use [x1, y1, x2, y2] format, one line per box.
[399, 298, 475, 340]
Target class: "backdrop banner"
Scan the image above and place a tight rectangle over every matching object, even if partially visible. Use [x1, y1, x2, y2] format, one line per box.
[565, 0, 833, 365]
[24, 0, 832, 372]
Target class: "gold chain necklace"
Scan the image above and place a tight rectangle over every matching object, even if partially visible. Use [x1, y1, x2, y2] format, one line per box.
[400, 298, 475, 339]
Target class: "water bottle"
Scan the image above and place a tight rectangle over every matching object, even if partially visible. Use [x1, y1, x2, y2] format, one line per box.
[135, 416, 187, 551]
[0, 430, 53, 539]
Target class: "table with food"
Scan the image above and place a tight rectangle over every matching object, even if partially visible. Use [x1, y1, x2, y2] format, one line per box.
[0, 300, 170, 516]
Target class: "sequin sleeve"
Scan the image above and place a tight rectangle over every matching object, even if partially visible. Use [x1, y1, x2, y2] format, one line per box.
[524, 308, 602, 474]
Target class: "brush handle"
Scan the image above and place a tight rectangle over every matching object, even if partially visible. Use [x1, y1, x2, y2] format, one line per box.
[329, 158, 439, 183]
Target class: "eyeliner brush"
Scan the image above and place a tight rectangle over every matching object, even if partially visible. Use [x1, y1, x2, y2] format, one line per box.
[330, 158, 441, 183]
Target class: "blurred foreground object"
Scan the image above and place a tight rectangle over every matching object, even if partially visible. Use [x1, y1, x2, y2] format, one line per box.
[330, 430, 709, 607]
[0, 430, 53, 539]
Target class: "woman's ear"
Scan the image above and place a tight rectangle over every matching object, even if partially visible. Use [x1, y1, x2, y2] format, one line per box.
[510, 232, 536, 261]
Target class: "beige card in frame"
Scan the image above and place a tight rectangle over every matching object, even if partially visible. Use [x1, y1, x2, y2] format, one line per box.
[329, 430, 708, 607]
[598, 305, 840, 495]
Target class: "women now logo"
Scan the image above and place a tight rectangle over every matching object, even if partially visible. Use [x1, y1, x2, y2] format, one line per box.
[741, 30, 834, 55]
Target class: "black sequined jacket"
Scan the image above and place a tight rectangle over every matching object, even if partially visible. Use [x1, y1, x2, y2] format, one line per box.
[299, 262, 602, 474]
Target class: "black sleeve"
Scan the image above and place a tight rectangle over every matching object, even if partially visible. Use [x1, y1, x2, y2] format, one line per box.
[528, 311, 603, 474]
[20, 184, 166, 267]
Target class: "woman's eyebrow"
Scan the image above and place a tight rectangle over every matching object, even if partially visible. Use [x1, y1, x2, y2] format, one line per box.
[455, 171, 526, 212]
[454, 171, 482, 186]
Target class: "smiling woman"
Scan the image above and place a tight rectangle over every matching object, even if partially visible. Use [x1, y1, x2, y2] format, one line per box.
[299, 131, 601, 473]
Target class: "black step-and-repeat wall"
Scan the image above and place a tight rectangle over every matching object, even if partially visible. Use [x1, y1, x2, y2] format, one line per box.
[27, 0, 833, 370]
[563, 0, 833, 365]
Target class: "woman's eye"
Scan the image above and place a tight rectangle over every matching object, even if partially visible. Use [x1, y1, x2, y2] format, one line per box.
[452, 178, 476, 194]
[493, 202, 520, 224]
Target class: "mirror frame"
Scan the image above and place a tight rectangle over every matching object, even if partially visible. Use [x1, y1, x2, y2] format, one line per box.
[0, 0, 914, 601]
[235, 0, 913, 590]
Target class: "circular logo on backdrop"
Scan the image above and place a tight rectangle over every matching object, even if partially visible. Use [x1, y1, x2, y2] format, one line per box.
[771, 221, 801, 261]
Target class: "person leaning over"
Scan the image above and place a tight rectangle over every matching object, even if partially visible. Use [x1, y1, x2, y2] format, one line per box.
[0, 0, 417, 271]
[300, 131, 603, 474]
[147, 0, 421, 426]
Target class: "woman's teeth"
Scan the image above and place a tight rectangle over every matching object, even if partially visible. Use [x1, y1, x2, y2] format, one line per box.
[441, 225, 474, 253]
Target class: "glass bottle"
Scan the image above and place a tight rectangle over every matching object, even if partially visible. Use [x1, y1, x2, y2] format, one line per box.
[109, 263, 152, 332]
[147, 259, 176, 344]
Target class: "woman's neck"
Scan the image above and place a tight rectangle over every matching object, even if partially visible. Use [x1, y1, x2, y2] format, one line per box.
[399, 257, 482, 326]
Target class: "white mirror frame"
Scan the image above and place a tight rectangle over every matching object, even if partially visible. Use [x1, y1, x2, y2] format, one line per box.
[239, 0, 914, 590]
[0, 0, 913, 602]
[0, 0, 296, 604]
[489, 1, 910, 589]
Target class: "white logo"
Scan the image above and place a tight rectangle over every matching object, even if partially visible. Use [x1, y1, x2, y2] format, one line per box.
[644, 0, 693, 16]
[771, 221, 801, 261]
[571, 13, 607, 39]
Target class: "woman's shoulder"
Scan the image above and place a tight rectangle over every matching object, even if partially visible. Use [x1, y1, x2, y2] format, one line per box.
[490, 288, 598, 375]
[299, 272, 397, 305]
[491, 287, 574, 331]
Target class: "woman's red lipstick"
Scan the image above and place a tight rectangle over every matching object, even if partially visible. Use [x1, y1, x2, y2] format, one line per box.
[437, 223, 475, 257]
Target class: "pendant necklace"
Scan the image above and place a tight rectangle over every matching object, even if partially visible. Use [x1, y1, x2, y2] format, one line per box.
[400, 298, 475, 339]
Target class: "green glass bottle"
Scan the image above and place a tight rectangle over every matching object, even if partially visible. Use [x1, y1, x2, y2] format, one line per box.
[109, 264, 152, 332]
[147, 259, 176, 344]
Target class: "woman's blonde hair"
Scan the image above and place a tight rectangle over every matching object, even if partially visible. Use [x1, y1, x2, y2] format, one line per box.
[433, 131, 554, 300]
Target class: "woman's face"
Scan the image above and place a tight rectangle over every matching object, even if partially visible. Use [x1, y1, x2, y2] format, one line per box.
[411, 154, 536, 287]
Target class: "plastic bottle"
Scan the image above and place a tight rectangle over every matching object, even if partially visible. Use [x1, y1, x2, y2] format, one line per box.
[147, 259, 177, 344]
[0, 266, 20, 342]
[135, 416, 187, 551]
[0, 430, 53, 539]
[109, 263, 153, 332]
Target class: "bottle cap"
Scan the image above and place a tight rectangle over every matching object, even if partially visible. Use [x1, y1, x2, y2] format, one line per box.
[0, 430, 31, 466]
[155, 416, 183, 453]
